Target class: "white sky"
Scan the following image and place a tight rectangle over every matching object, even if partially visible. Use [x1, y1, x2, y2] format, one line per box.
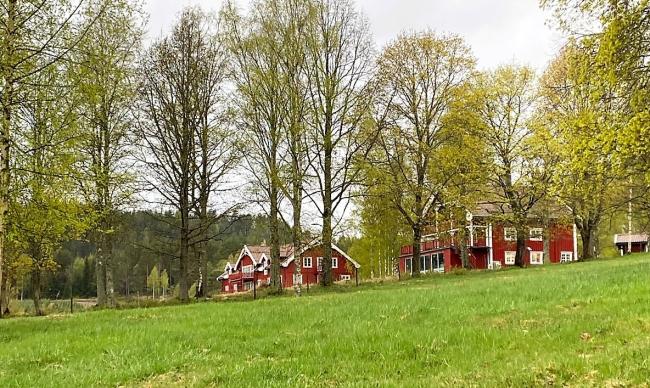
[144, 0, 564, 72]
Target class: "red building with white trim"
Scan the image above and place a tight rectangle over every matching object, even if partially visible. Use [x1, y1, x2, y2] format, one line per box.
[398, 203, 578, 274]
[218, 240, 361, 293]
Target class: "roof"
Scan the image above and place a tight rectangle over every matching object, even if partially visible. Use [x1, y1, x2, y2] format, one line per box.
[614, 234, 649, 244]
[233, 244, 293, 269]
[469, 201, 570, 219]
[281, 239, 361, 269]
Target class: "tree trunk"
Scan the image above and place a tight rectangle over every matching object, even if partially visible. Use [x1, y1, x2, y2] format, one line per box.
[411, 223, 422, 276]
[515, 226, 527, 267]
[104, 229, 115, 307]
[321, 139, 333, 286]
[270, 178, 282, 293]
[32, 268, 43, 316]
[291, 156, 303, 294]
[580, 226, 596, 260]
[179, 214, 190, 302]
[0, 0, 17, 319]
[95, 239, 106, 306]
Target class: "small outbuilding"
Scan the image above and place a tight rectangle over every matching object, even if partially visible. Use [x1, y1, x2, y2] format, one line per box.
[614, 234, 649, 255]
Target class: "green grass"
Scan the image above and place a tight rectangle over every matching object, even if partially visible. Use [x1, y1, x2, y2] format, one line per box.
[2, 255, 650, 387]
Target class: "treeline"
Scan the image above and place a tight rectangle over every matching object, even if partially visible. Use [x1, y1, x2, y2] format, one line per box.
[0, 0, 648, 316]
[21, 212, 291, 300]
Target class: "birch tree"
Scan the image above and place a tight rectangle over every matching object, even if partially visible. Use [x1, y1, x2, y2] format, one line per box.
[74, 0, 145, 308]
[304, 0, 374, 286]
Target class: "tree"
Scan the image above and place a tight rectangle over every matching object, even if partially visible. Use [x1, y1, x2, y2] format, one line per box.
[537, 41, 625, 259]
[138, 8, 234, 302]
[371, 31, 475, 275]
[0, 0, 101, 317]
[222, 0, 306, 293]
[160, 269, 169, 298]
[73, 0, 145, 308]
[468, 65, 550, 267]
[304, 0, 375, 286]
[11, 62, 87, 315]
[146, 265, 159, 298]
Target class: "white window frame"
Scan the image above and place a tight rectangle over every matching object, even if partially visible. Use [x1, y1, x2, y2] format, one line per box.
[530, 251, 544, 265]
[504, 227, 517, 241]
[303, 256, 312, 268]
[317, 257, 323, 268]
[560, 251, 573, 263]
[529, 228, 544, 241]
[504, 251, 516, 265]
[332, 257, 338, 268]
[225, 285, 229, 292]
[340, 274, 351, 281]
[243, 265, 253, 275]
[293, 273, 303, 285]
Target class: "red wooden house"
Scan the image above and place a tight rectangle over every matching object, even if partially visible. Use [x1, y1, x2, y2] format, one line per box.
[217, 240, 361, 293]
[398, 203, 578, 274]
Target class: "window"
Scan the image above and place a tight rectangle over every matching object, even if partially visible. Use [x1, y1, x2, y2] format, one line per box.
[293, 274, 303, 285]
[504, 251, 516, 265]
[530, 251, 544, 265]
[432, 253, 444, 272]
[234, 284, 238, 292]
[529, 228, 543, 241]
[420, 255, 428, 272]
[303, 257, 312, 268]
[405, 258, 412, 274]
[317, 257, 323, 268]
[560, 251, 573, 263]
[332, 257, 338, 269]
[244, 282, 253, 291]
[243, 265, 253, 275]
[225, 285, 229, 292]
[504, 227, 517, 241]
[340, 274, 351, 281]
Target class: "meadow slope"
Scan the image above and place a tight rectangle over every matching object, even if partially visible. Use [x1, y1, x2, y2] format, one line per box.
[1, 255, 650, 387]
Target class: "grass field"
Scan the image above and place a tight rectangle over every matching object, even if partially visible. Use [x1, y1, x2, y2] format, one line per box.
[1, 255, 650, 387]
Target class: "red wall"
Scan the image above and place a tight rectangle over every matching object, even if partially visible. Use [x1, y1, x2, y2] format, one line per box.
[398, 221, 576, 273]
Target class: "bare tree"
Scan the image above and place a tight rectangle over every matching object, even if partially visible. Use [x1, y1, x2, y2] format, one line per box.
[137, 8, 234, 302]
[304, 0, 374, 286]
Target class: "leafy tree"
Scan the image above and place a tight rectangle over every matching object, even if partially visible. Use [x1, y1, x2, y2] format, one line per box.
[74, 0, 146, 308]
[371, 31, 475, 275]
[304, 0, 375, 286]
[160, 269, 169, 298]
[467, 65, 550, 267]
[146, 265, 159, 299]
[0, 0, 101, 317]
[537, 41, 625, 259]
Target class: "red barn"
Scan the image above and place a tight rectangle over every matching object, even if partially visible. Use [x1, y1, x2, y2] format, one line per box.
[217, 240, 360, 293]
[398, 203, 578, 274]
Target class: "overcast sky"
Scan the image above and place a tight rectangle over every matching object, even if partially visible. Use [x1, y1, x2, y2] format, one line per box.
[144, 0, 564, 72]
